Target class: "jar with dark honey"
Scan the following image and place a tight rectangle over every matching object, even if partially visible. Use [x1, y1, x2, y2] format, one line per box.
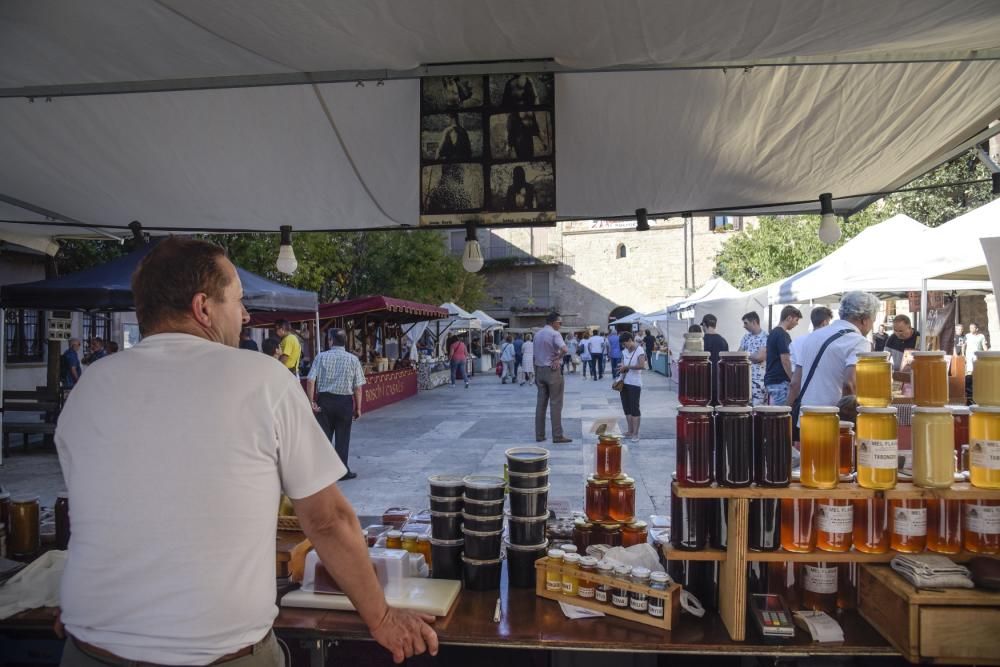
[596, 522, 622, 547]
[679, 351, 712, 406]
[748, 499, 780, 552]
[609, 477, 636, 523]
[709, 499, 728, 550]
[0, 492, 10, 535]
[585, 476, 609, 522]
[753, 406, 792, 487]
[670, 495, 707, 551]
[595, 434, 623, 479]
[717, 351, 751, 406]
[573, 518, 595, 552]
[622, 520, 648, 548]
[55, 492, 70, 551]
[716, 406, 752, 487]
[676, 406, 714, 487]
[890, 499, 927, 553]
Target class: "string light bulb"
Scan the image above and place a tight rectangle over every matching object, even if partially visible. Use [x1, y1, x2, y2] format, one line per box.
[462, 221, 484, 272]
[817, 193, 841, 244]
[276, 225, 298, 274]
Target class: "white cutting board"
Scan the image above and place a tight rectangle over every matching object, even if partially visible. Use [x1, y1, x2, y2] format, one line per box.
[281, 578, 461, 617]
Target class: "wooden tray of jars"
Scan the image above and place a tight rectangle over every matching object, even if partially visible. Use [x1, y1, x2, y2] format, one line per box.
[533, 558, 681, 630]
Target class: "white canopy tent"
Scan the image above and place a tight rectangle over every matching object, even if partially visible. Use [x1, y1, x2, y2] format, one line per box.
[667, 278, 743, 314]
[919, 198, 1000, 282]
[469, 310, 504, 330]
[1, 1, 1000, 238]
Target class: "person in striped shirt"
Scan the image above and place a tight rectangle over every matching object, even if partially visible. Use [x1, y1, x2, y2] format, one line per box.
[306, 329, 366, 481]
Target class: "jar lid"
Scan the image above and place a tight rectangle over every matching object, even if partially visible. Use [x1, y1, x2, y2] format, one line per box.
[462, 475, 506, 490]
[597, 434, 623, 443]
[626, 520, 648, 530]
[716, 406, 752, 413]
[462, 526, 504, 537]
[579, 556, 599, 567]
[597, 560, 615, 572]
[976, 351, 1000, 358]
[611, 476, 635, 487]
[678, 405, 714, 413]
[801, 406, 840, 414]
[387, 530, 403, 537]
[839, 421, 855, 428]
[971, 405, 1000, 414]
[631, 566, 651, 578]
[430, 537, 464, 547]
[506, 513, 548, 523]
[461, 554, 501, 565]
[613, 564, 631, 576]
[573, 517, 594, 529]
[951, 406, 971, 415]
[680, 351, 710, 357]
[599, 522, 622, 530]
[428, 494, 464, 502]
[505, 447, 550, 463]
[914, 406, 953, 414]
[417, 535, 431, 542]
[427, 474, 465, 488]
[559, 544, 578, 553]
[856, 351, 890, 359]
[402, 532, 419, 539]
[858, 406, 898, 414]
[650, 571, 670, 583]
[586, 476, 610, 486]
[462, 495, 506, 506]
[547, 548, 566, 558]
[719, 351, 749, 358]
[754, 406, 792, 414]
[563, 552, 581, 564]
[505, 539, 549, 552]
[911, 351, 945, 357]
[508, 485, 550, 495]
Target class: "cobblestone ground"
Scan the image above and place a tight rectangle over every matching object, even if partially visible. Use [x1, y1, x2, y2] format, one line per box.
[0, 364, 680, 520]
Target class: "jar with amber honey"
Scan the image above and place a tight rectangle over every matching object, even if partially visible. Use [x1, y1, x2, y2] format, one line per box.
[9, 495, 40, 559]
[970, 405, 1000, 489]
[799, 407, 840, 489]
[856, 352, 892, 407]
[963, 499, 1000, 554]
[890, 499, 927, 553]
[596, 522, 623, 547]
[595, 434, 623, 479]
[780, 498, 816, 553]
[853, 498, 889, 554]
[609, 477, 636, 523]
[912, 407, 954, 489]
[856, 407, 897, 490]
[911, 351, 948, 407]
[800, 562, 839, 614]
[573, 518, 595, 552]
[815, 499, 853, 552]
[926, 499, 962, 555]
[838, 421, 855, 477]
[973, 351, 1000, 406]
[585, 476, 610, 522]
[622, 520, 648, 548]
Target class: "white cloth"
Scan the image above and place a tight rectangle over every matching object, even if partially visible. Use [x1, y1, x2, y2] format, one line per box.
[793, 321, 871, 418]
[588, 335, 606, 354]
[521, 341, 535, 369]
[55, 333, 346, 665]
[0, 551, 65, 619]
[620, 346, 645, 387]
[965, 333, 989, 372]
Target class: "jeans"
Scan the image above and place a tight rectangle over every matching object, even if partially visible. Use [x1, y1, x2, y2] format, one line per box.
[594, 353, 606, 378]
[514, 353, 523, 378]
[317, 393, 355, 471]
[765, 382, 790, 406]
[450, 359, 467, 384]
[502, 360, 514, 382]
[588, 358, 598, 378]
[581, 359, 591, 377]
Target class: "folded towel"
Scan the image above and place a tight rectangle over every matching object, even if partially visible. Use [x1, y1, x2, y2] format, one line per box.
[0, 550, 66, 619]
[890, 554, 973, 589]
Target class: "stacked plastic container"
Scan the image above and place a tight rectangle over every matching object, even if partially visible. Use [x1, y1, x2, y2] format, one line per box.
[505, 447, 551, 588]
[428, 475, 465, 579]
[460, 475, 506, 590]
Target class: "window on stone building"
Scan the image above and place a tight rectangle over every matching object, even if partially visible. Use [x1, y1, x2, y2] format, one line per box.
[493, 295, 504, 306]
[531, 271, 550, 300]
[5, 309, 45, 364]
[710, 215, 743, 232]
[616, 243, 627, 259]
[82, 313, 113, 347]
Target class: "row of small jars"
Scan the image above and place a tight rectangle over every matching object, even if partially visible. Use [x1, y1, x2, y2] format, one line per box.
[571, 516, 648, 551]
[544, 547, 670, 618]
[678, 351, 751, 406]
[858, 349, 1000, 408]
[0, 492, 70, 559]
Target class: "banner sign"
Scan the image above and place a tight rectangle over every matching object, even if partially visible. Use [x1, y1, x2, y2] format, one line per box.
[361, 368, 418, 412]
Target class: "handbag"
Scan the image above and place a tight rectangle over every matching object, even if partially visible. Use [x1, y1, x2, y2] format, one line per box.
[612, 349, 634, 391]
[791, 328, 853, 438]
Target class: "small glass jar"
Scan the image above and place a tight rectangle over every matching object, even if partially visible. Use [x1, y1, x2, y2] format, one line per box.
[595, 434, 623, 479]
[609, 477, 636, 523]
[676, 406, 714, 487]
[838, 421, 855, 476]
[801, 563, 839, 614]
[953, 406, 971, 456]
[780, 498, 816, 553]
[577, 556, 598, 599]
[856, 407, 898, 490]
[679, 351, 712, 406]
[622, 520, 649, 548]
[799, 407, 841, 489]
[715, 406, 752, 487]
[545, 548, 565, 592]
[970, 405, 1000, 489]
[401, 532, 419, 553]
[611, 565, 631, 609]
[385, 530, 403, 550]
[853, 498, 890, 554]
[573, 518, 595, 553]
[648, 571, 670, 618]
[595, 560, 615, 603]
[753, 406, 792, 487]
[9, 495, 40, 559]
[912, 351, 948, 407]
[417, 535, 432, 566]
[629, 567, 651, 612]
[912, 407, 955, 489]
[585, 477, 610, 522]
[973, 351, 1000, 406]
[926, 499, 962, 555]
[963, 500, 1000, 554]
[816, 499, 853, 553]
[856, 352, 893, 407]
[717, 351, 751, 406]
[596, 522, 622, 547]
[890, 499, 927, 553]
[561, 552, 581, 596]
[55, 492, 70, 551]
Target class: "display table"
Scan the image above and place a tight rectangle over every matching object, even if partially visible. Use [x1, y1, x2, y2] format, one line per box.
[652, 351, 671, 376]
[418, 358, 451, 390]
[360, 368, 417, 412]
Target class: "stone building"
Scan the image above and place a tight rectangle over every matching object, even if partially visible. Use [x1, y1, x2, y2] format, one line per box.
[447, 216, 748, 330]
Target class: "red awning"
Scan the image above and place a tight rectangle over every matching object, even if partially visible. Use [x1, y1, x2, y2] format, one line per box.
[248, 295, 447, 326]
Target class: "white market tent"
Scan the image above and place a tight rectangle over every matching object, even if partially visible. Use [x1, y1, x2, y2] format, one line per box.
[667, 278, 743, 314]
[920, 198, 1000, 282]
[469, 309, 504, 330]
[2, 1, 1000, 242]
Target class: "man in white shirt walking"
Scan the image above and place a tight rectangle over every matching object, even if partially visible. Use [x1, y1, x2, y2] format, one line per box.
[307, 328, 367, 480]
[588, 330, 606, 381]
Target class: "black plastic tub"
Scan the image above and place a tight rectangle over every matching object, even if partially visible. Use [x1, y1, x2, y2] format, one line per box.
[462, 512, 503, 533]
[462, 495, 506, 517]
[462, 475, 507, 501]
[505, 447, 550, 473]
[429, 495, 464, 513]
[507, 469, 550, 490]
[505, 540, 548, 588]
[430, 511, 463, 540]
[462, 527, 503, 559]
[508, 485, 549, 517]
[462, 555, 501, 591]
[428, 474, 465, 498]
[430, 538, 463, 580]
[507, 513, 548, 545]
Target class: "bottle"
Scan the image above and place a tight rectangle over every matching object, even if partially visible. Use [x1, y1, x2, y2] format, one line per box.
[611, 565, 631, 609]
[679, 352, 712, 405]
[577, 556, 598, 599]
[912, 407, 955, 488]
[815, 499, 853, 552]
[748, 499, 781, 552]
[717, 351, 751, 406]
[9, 495, 40, 559]
[911, 351, 948, 407]
[622, 520, 649, 548]
[55, 492, 70, 551]
[970, 406, 1000, 489]
[595, 434, 623, 479]
[648, 571, 670, 618]
[715, 406, 752, 487]
[853, 498, 890, 554]
[800, 562, 838, 614]
[780, 498, 816, 553]
[385, 530, 403, 550]
[856, 351, 892, 407]
[545, 548, 565, 592]
[629, 567, 652, 612]
[609, 477, 636, 523]
[799, 407, 840, 489]
[926, 499, 962, 555]
[561, 552, 580, 596]
[753, 406, 793, 487]
[676, 406, 714, 486]
[838, 421, 855, 476]
[890, 499, 927, 553]
[595, 560, 615, 603]
[670, 495, 708, 550]
[585, 477, 610, 522]
[856, 407, 898, 490]
[973, 351, 1000, 406]
[963, 500, 1000, 554]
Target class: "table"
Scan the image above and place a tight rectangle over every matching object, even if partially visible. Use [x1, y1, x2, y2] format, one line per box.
[651, 351, 671, 377]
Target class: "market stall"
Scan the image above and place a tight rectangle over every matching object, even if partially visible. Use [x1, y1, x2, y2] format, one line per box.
[468, 310, 504, 373]
[404, 303, 482, 389]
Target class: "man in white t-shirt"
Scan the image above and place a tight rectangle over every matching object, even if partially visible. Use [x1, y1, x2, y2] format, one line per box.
[789, 306, 833, 369]
[588, 331, 606, 380]
[55, 238, 437, 666]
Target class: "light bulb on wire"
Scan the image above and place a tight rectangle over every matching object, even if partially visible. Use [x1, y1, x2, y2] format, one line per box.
[817, 193, 841, 245]
[462, 221, 484, 272]
[276, 225, 298, 274]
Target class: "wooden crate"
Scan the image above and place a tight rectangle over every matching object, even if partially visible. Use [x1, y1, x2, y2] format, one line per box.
[858, 564, 1000, 665]
[533, 558, 681, 630]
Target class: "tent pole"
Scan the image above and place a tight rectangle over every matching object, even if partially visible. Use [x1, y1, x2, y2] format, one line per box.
[920, 279, 929, 351]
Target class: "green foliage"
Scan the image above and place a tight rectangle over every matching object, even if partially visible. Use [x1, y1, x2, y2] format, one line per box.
[715, 156, 995, 290]
[55, 239, 129, 274]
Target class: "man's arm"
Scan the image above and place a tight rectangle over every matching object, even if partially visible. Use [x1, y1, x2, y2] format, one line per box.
[293, 485, 438, 663]
[786, 365, 803, 407]
[306, 378, 320, 412]
[843, 365, 858, 397]
[781, 353, 793, 381]
[353, 386, 363, 419]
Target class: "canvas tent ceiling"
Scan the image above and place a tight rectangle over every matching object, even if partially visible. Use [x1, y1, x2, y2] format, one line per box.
[1, 1, 1000, 237]
[667, 278, 742, 314]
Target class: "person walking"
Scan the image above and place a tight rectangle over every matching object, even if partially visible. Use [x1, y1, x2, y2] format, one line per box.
[448, 336, 470, 388]
[534, 313, 572, 443]
[307, 328, 366, 481]
[520, 333, 535, 385]
[618, 332, 646, 442]
[763, 305, 802, 406]
[561, 333, 575, 374]
[738, 312, 769, 406]
[499, 335, 516, 384]
[579, 332, 592, 379]
[568, 332, 581, 373]
[275, 319, 302, 376]
[513, 333, 524, 380]
[61, 338, 83, 391]
[588, 330, 606, 380]
[964, 322, 989, 375]
[607, 328, 623, 379]
[643, 329, 656, 370]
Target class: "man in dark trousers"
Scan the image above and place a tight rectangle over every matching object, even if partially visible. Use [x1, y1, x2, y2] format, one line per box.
[306, 329, 366, 481]
[643, 329, 656, 369]
[700, 314, 729, 404]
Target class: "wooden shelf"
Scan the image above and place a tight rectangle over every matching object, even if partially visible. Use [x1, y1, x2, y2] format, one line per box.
[745, 549, 982, 563]
[662, 544, 727, 561]
[672, 481, 1000, 501]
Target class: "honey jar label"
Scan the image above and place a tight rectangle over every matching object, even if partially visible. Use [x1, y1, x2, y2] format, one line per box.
[965, 504, 1000, 535]
[817, 503, 854, 534]
[612, 591, 629, 607]
[970, 440, 1000, 471]
[858, 439, 897, 470]
[803, 565, 838, 594]
[893, 507, 927, 537]
[546, 578, 563, 592]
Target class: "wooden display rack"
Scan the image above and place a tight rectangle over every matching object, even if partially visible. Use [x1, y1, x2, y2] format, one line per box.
[667, 481, 1000, 642]
[534, 558, 682, 630]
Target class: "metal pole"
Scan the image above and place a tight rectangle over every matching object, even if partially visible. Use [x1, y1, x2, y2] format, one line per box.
[920, 279, 929, 351]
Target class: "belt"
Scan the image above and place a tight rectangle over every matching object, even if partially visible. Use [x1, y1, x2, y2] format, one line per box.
[71, 631, 270, 667]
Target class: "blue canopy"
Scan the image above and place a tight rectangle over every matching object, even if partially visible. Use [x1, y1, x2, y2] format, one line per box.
[0, 240, 317, 313]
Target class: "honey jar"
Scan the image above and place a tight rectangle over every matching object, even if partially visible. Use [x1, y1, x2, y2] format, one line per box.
[9, 495, 39, 559]
[912, 407, 955, 489]
[890, 499, 927, 553]
[585, 476, 610, 522]
[970, 405, 1000, 489]
[815, 499, 853, 553]
[911, 351, 948, 407]
[622, 520, 648, 548]
[855, 352, 892, 407]
[595, 434, 623, 479]
[799, 407, 840, 489]
[973, 351, 1000, 406]
[856, 407, 898, 490]
[609, 477, 636, 523]
[963, 500, 1000, 554]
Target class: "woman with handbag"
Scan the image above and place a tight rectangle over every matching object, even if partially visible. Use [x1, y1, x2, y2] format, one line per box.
[579, 332, 592, 379]
[617, 332, 646, 442]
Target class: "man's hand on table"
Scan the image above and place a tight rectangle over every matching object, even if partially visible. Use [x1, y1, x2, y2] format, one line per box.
[369, 606, 438, 664]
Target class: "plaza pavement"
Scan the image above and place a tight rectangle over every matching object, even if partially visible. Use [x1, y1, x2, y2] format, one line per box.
[0, 364, 681, 520]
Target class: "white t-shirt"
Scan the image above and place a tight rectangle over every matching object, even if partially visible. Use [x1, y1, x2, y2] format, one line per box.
[620, 346, 646, 387]
[56, 333, 346, 665]
[793, 321, 871, 417]
[789, 334, 808, 369]
[588, 335, 606, 354]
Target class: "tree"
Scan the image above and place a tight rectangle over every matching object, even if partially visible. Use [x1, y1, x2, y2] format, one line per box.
[714, 156, 995, 290]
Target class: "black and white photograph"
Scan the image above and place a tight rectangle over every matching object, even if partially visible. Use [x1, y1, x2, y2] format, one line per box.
[489, 72, 554, 108]
[420, 75, 485, 112]
[421, 112, 484, 161]
[421, 163, 484, 214]
[488, 161, 555, 214]
[489, 111, 553, 160]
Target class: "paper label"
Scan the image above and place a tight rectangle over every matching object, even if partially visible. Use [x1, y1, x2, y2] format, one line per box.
[893, 507, 927, 537]
[817, 503, 854, 534]
[804, 565, 838, 594]
[578, 583, 596, 599]
[629, 592, 648, 612]
[648, 597, 665, 617]
[595, 586, 609, 603]
[546, 578, 562, 592]
[612, 591, 629, 608]
[971, 440, 1000, 471]
[562, 580, 576, 595]
[965, 504, 1000, 535]
[858, 439, 898, 470]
